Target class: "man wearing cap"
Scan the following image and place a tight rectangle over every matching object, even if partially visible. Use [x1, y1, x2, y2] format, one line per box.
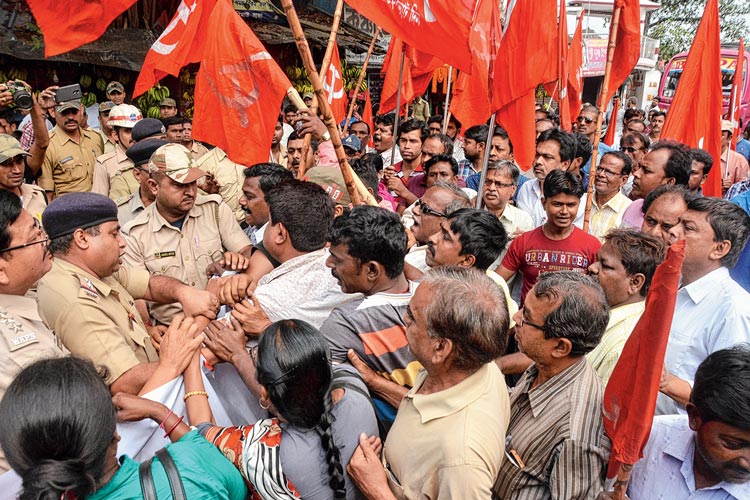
[160, 98, 178, 119]
[91, 104, 143, 200]
[0, 135, 48, 220]
[117, 138, 168, 226]
[342, 134, 362, 162]
[181, 117, 209, 160]
[122, 144, 252, 326]
[303, 92, 314, 108]
[97, 101, 117, 154]
[39, 98, 104, 198]
[720, 119, 749, 196]
[36, 192, 219, 395]
[110, 118, 166, 205]
[106, 81, 127, 106]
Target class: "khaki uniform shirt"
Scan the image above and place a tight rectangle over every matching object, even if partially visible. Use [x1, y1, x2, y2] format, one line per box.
[37, 259, 158, 383]
[188, 141, 210, 161]
[0, 294, 67, 473]
[110, 168, 140, 205]
[20, 183, 48, 221]
[269, 143, 287, 168]
[117, 191, 147, 227]
[99, 129, 116, 154]
[92, 146, 136, 200]
[196, 148, 248, 224]
[121, 195, 251, 324]
[39, 126, 103, 195]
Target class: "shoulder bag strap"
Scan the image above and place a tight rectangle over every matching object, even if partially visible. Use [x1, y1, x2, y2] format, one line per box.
[156, 448, 187, 500]
[139, 458, 158, 500]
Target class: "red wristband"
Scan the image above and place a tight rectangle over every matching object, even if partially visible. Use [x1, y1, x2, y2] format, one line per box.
[158, 408, 174, 430]
[164, 415, 184, 438]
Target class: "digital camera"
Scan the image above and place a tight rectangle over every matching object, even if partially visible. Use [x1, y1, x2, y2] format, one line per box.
[6, 82, 33, 110]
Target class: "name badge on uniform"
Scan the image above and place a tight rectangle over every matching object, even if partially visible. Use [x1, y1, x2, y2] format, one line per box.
[154, 251, 176, 259]
[0, 311, 38, 352]
[59, 156, 74, 165]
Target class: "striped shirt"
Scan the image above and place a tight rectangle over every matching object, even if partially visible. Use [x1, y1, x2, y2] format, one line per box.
[492, 359, 611, 500]
[589, 192, 633, 240]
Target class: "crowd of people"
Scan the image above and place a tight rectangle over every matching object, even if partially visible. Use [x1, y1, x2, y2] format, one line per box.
[0, 76, 748, 500]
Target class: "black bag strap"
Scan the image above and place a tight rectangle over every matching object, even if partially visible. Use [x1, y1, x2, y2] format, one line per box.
[138, 448, 187, 500]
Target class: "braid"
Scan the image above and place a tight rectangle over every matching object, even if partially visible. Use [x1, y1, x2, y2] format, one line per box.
[317, 391, 346, 499]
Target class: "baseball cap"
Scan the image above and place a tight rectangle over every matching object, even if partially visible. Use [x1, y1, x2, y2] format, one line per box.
[160, 98, 177, 107]
[721, 120, 734, 133]
[148, 143, 206, 184]
[303, 92, 314, 100]
[0, 134, 30, 163]
[305, 165, 351, 206]
[342, 135, 362, 152]
[106, 81, 125, 94]
[55, 100, 81, 113]
[98, 101, 115, 113]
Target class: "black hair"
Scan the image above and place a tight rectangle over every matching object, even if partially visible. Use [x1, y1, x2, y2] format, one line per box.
[397, 118, 428, 142]
[243, 162, 294, 195]
[603, 229, 666, 297]
[265, 180, 335, 252]
[427, 115, 443, 126]
[641, 184, 696, 214]
[350, 120, 370, 135]
[464, 124, 489, 145]
[572, 133, 593, 166]
[375, 113, 395, 130]
[0, 189, 23, 252]
[650, 140, 691, 186]
[537, 128, 576, 163]
[623, 108, 640, 122]
[651, 110, 666, 120]
[493, 126, 513, 153]
[448, 114, 462, 131]
[256, 320, 345, 498]
[0, 357, 115, 500]
[284, 104, 298, 114]
[48, 226, 101, 256]
[622, 130, 650, 149]
[328, 205, 407, 278]
[542, 169, 584, 199]
[686, 196, 750, 268]
[601, 150, 633, 176]
[447, 208, 508, 270]
[350, 155, 381, 196]
[287, 130, 302, 143]
[688, 148, 714, 176]
[425, 133, 454, 157]
[161, 115, 183, 129]
[180, 117, 193, 126]
[580, 104, 601, 118]
[424, 154, 458, 176]
[692, 345, 750, 429]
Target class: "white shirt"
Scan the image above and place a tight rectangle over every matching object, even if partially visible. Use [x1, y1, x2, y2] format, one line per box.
[379, 147, 402, 168]
[515, 178, 586, 228]
[656, 267, 750, 415]
[404, 244, 430, 274]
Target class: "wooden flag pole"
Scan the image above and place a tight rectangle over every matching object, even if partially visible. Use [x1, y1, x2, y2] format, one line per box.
[298, 0, 344, 177]
[474, 113, 497, 209]
[442, 67, 454, 133]
[582, 4, 622, 232]
[281, 0, 367, 206]
[389, 50, 406, 167]
[342, 27, 381, 136]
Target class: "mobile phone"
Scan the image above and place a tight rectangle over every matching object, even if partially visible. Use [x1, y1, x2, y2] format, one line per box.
[55, 84, 82, 103]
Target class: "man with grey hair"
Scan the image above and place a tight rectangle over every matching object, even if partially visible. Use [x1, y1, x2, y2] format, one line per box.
[482, 160, 533, 260]
[348, 266, 511, 499]
[492, 271, 612, 500]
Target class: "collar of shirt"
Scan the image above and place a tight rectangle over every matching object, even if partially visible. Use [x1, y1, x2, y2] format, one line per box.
[518, 358, 589, 418]
[115, 145, 131, 164]
[258, 247, 328, 286]
[52, 126, 83, 146]
[608, 301, 645, 330]
[592, 191, 631, 212]
[148, 200, 204, 232]
[681, 267, 730, 305]
[128, 192, 146, 213]
[0, 293, 44, 322]
[408, 363, 497, 424]
[54, 259, 116, 297]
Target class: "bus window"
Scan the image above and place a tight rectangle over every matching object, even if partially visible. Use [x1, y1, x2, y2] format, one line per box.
[663, 70, 681, 97]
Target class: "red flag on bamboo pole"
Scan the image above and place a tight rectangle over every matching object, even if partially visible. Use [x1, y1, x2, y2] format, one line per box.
[730, 38, 745, 150]
[449, 0, 502, 129]
[363, 90, 374, 148]
[660, 0, 722, 197]
[323, 43, 348, 123]
[567, 12, 585, 126]
[379, 38, 441, 116]
[192, 0, 293, 167]
[26, 0, 137, 57]
[345, 0, 475, 72]
[492, 0, 558, 170]
[603, 240, 685, 481]
[600, 0, 641, 108]
[543, 0, 571, 131]
[134, 0, 217, 98]
[603, 97, 620, 146]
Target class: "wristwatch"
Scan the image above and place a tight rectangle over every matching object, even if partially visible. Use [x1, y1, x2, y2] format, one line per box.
[322, 130, 331, 141]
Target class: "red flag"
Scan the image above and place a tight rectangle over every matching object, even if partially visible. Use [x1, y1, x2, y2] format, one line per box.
[26, 0, 137, 57]
[492, 0, 558, 169]
[363, 91, 375, 148]
[543, 0, 571, 131]
[323, 43, 348, 123]
[449, 0, 502, 128]
[192, 0, 292, 167]
[730, 38, 745, 150]
[660, 0, 722, 197]
[600, 0, 640, 108]
[134, 0, 217, 98]
[567, 12, 585, 125]
[603, 97, 620, 146]
[379, 38, 441, 116]
[603, 241, 685, 478]
[345, 0, 475, 72]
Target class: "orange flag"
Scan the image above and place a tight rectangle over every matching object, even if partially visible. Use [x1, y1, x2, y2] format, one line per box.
[323, 43, 348, 123]
[26, 0, 137, 57]
[345, 0, 475, 72]
[449, 0, 502, 129]
[379, 38, 441, 116]
[192, 0, 292, 167]
[363, 91, 375, 148]
[492, 0, 558, 170]
[603, 241, 685, 478]
[730, 38, 745, 150]
[660, 0, 722, 197]
[567, 12, 585, 125]
[543, 0, 571, 131]
[134, 0, 217, 98]
[600, 0, 641, 108]
[603, 97, 620, 146]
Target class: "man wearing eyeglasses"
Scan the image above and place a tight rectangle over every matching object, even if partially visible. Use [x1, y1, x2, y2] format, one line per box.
[589, 151, 634, 239]
[39, 98, 104, 199]
[576, 105, 615, 187]
[482, 161, 533, 260]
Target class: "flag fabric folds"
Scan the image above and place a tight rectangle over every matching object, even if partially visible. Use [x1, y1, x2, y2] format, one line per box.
[603, 240, 685, 479]
[134, 0, 217, 97]
[323, 43, 348, 124]
[379, 38, 441, 116]
[730, 38, 745, 150]
[26, 0, 137, 57]
[192, 0, 292, 167]
[603, 97, 620, 146]
[363, 91, 375, 147]
[660, 0, 722, 197]
[345, 0, 475, 72]
[600, 0, 641, 108]
[567, 12, 585, 127]
[543, 0, 571, 131]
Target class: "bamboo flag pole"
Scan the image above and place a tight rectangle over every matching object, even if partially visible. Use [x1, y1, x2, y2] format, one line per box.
[442, 66, 454, 133]
[342, 27, 381, 136]
[281, 0, 370, 206]
[582, 4, 622, 233]
[474, 113, 496, 209]
[298, 0, 344, 177]
[389, 50, 406, 167]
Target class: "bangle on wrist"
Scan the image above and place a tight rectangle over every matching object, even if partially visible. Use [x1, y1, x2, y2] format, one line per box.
[183, 391, 209, 401]
[164, 415, 184, 438]
[158, 408, 174, 430]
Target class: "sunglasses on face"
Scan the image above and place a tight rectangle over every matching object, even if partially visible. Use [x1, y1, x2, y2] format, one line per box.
[621, 146, 638, 153]
[414, 199, 447, 218]
[576, 116, 594, 124]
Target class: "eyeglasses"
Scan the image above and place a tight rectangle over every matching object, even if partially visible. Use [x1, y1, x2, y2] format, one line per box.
[415, 199, 447, 218]
[484, 179, 515, 189]
[517, 308, 545, 331]
[576, 116, 594, 124]
[0, 219, 48, 254]
[621, 146, 639, 154]
[596, 167, 626, 178]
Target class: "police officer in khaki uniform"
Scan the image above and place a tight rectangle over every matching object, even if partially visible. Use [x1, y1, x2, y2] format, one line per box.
[196, 146, 248, 225]
[117, 138, 167, 226]
[181, 118, 209, 160]
[39, 98, 104, 198]
[91, 104, 142, 200]
[0, 135, 48, 220]
[37, 192, 220, 395]
[98, 101, 117, 154]
[122, 144, 252, 325]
